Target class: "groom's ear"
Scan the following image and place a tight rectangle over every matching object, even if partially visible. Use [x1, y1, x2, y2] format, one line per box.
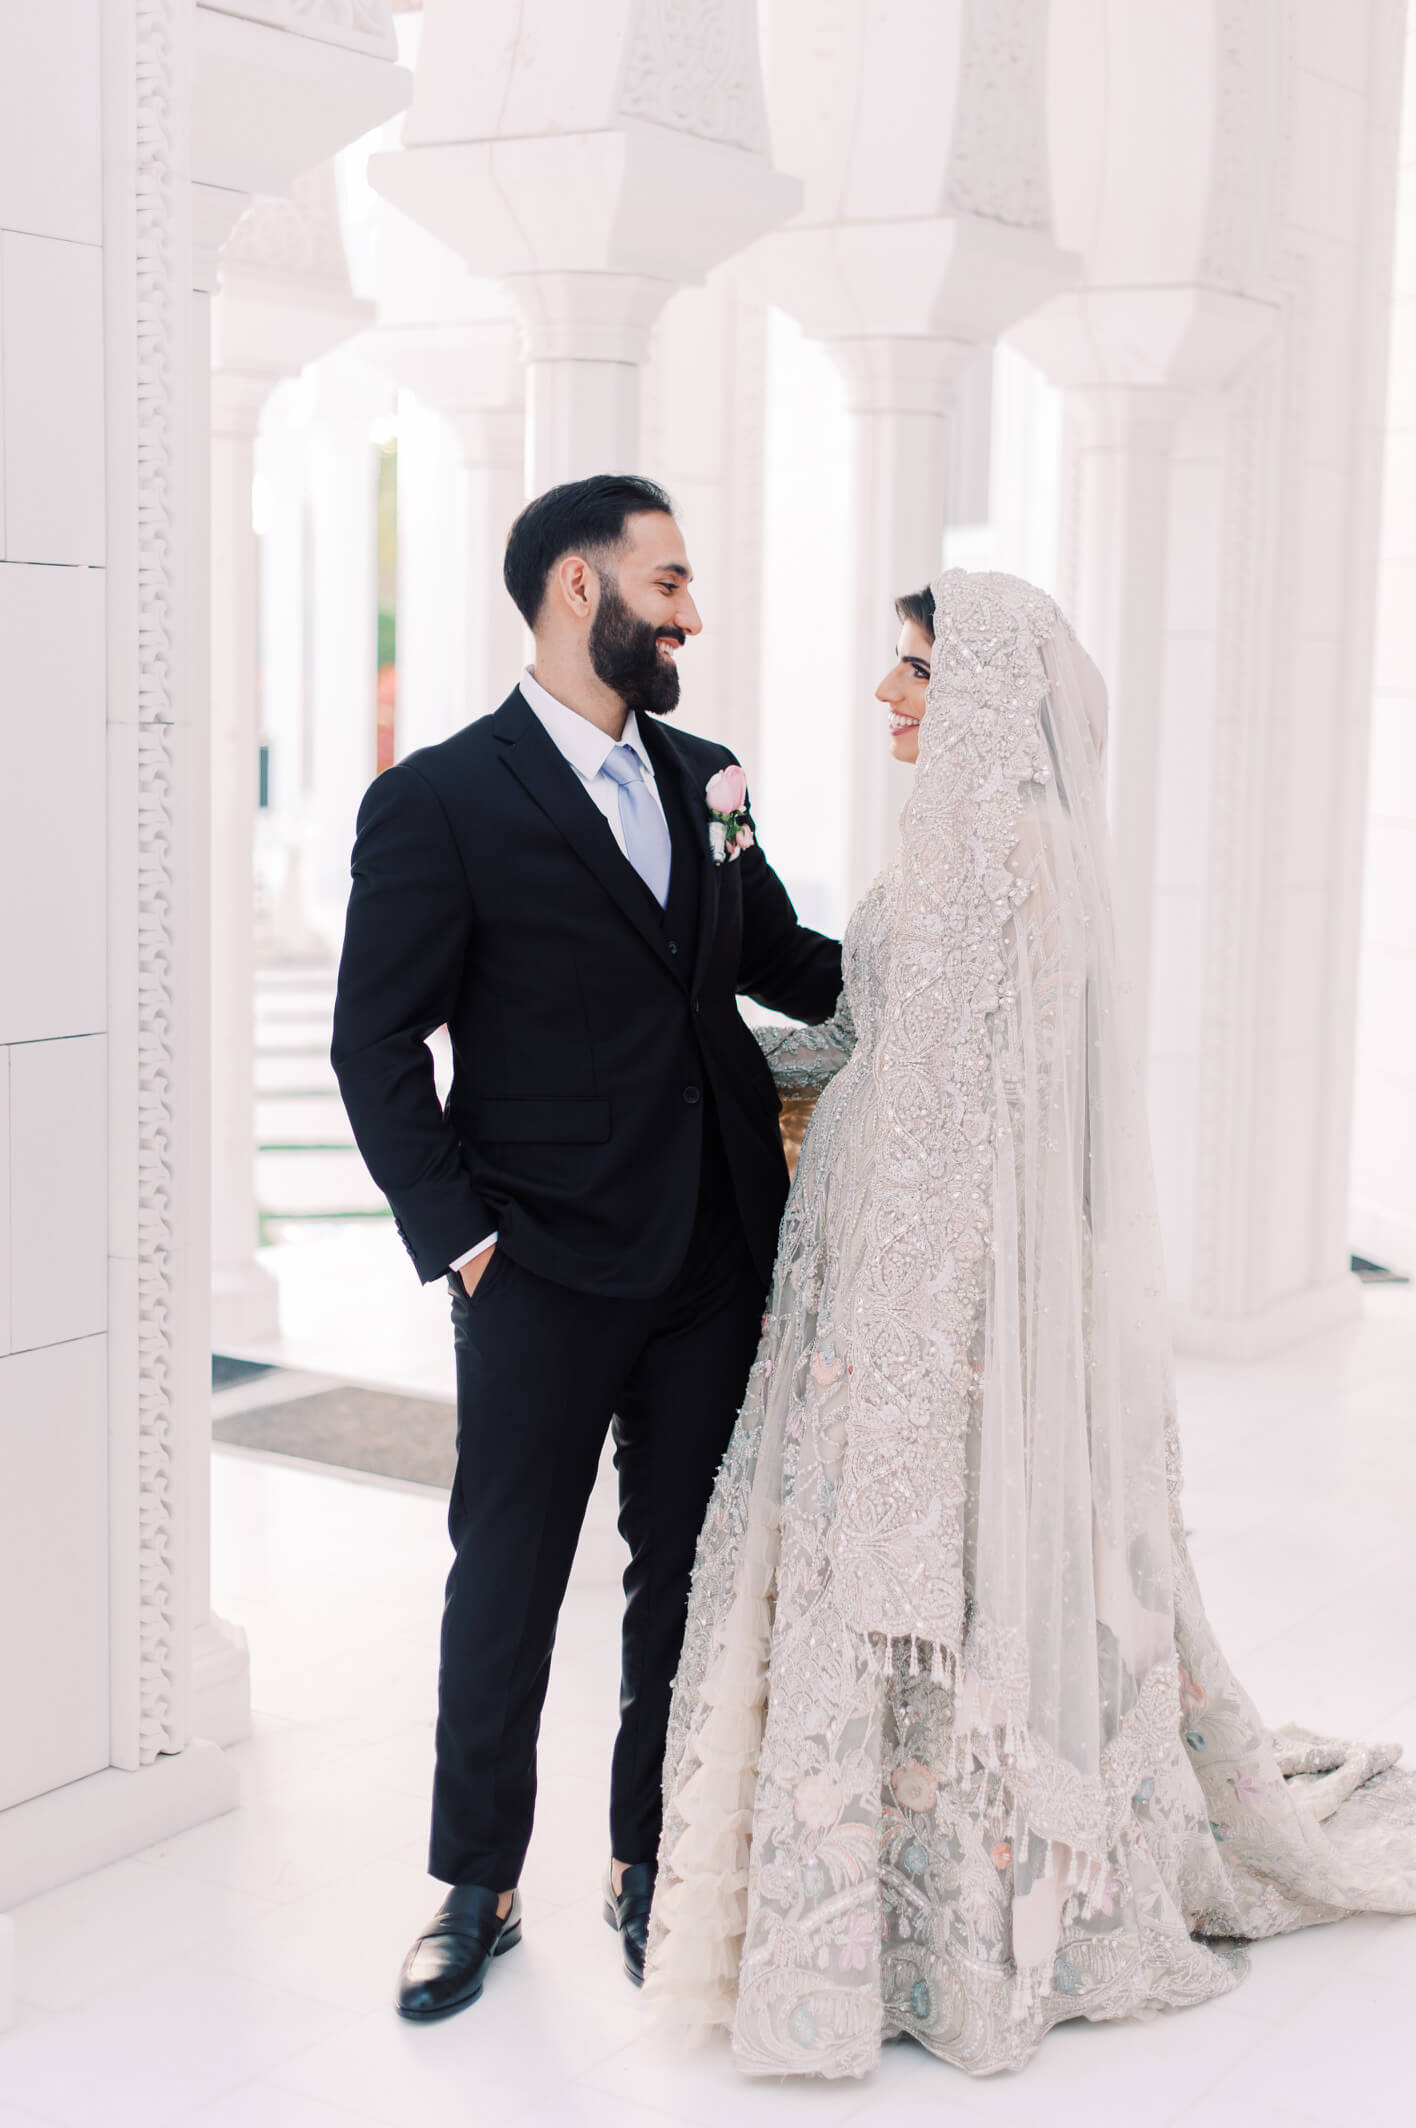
[547, 551, 595, 624]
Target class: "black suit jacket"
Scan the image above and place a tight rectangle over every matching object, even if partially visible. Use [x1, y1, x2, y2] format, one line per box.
[331, 687, 842, 1295]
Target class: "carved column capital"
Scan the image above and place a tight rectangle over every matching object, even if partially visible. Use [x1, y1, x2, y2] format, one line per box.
[1012, 285, 1280, 395]
[213, 166, 375, 382]
[509, 272, 676, 369]
[372, 0, 799, 291]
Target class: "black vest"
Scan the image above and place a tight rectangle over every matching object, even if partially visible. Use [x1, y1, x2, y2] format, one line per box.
[655, 749, 703, 973]
[654, 753, 734, 1214]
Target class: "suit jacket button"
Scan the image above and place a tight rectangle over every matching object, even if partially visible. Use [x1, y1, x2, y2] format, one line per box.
[683, 1085, 701, 1105]
[667, 940, 679, 955]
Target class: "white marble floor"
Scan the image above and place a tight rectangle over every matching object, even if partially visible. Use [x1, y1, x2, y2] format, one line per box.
[4, 1242, 1416, 2126]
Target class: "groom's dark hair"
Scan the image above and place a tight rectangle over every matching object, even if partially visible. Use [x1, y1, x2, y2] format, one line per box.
[504, 473, 677, 628]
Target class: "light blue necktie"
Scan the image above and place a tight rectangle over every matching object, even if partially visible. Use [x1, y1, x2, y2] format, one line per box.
[601, 744, 672, 908]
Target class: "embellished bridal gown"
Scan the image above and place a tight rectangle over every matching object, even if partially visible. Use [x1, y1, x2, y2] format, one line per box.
[644, 569, 1416, 2080]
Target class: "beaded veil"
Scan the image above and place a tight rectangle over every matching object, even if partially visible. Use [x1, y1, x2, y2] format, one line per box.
[645, 570, 1416, 2079]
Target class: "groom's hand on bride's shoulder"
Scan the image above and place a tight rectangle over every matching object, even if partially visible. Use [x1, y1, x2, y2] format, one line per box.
[458, 1246, 496, 1298]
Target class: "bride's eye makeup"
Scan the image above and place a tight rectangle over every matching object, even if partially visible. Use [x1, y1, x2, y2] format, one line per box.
[905, 658, 930, 682]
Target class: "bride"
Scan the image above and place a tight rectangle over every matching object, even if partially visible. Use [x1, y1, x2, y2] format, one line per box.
[644, 568, 1416, 2078]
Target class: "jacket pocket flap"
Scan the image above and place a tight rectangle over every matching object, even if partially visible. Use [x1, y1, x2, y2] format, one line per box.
[464, 1097, 611, 1144]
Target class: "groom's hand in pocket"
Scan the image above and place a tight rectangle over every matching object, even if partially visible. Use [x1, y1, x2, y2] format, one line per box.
[459, 1246, 496, 1298]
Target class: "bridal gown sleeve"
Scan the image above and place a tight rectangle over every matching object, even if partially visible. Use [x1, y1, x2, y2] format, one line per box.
[751, 990, 857, 1093]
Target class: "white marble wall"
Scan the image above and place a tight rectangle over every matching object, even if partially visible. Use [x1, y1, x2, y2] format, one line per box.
[1352, 16, 1416, 1277]
[0, 0, 408, 1919]
[0, 0, 112, 1820]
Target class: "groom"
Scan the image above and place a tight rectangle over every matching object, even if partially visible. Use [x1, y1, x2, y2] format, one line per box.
[332, 474, 842, 2020]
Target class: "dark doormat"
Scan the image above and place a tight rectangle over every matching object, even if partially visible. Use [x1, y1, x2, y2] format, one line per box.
[1351, 1254, 1411, 1285]
[213, 1354, 280, 1390]
[214, 1384, 457, 1490]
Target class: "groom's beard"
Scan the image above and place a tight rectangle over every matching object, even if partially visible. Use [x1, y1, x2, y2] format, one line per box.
[588, 580, 685, 718]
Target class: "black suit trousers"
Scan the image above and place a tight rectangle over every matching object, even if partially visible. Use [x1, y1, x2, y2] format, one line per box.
[431, 1163, 765, 1889]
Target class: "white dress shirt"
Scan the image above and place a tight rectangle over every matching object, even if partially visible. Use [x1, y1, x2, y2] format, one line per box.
[450, 668, 669, 1274]
[517, 663, 667, 848]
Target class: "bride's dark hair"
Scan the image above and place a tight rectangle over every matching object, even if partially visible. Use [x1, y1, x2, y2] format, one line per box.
[894, 584, 936, 637]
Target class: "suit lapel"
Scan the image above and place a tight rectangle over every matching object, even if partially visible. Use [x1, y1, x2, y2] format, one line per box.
[493, 688, 678, 976]
[639, 717, 719, 995]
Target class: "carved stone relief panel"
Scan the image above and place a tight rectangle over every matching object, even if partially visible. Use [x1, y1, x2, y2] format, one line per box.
[618, 0, 770, 155]
[134, 0, 186, 1764]
[221, 165, 354, 292]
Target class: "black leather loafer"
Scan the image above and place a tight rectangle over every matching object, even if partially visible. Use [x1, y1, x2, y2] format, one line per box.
[397, 1885, 522, 2021]
[603, 1862, 656, 1987]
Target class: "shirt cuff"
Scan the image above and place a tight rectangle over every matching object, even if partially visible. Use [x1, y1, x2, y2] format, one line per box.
[449, 1233, 498, 1273]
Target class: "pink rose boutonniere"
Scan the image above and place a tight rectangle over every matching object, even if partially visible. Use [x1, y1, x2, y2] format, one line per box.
[705, 764, 755, 864]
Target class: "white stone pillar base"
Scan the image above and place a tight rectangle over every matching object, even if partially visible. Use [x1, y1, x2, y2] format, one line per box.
[0, 1741, 238, 1911]
[1172, 1273, 1363, 1363]
[191, 1612, 253, 1751]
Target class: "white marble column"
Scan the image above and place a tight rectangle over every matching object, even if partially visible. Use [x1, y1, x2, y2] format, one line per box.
[641, 265, 772, 768]
[1351, 6, 1416, 1278]
[207, 169, 373, 1349]
[1006, 304, 1271, 1032]
[304, 355, 391, 941]
[442, 407, 527, 719]
[364, 313, 527, 745]
[189, 231, 270, 1752]
[209, 372, 282, 1353]
[1020, 1, 1408, 1355]
[368, 0, 800, 500]
[831, 337, 976, 902]
[387, 395, 527, 754]
[758, 0, 1077, 898]
[1058, 389, 1183, 1009]
[386, 394, 459, 757]
[252, 393, 327, 960]
[513, 271, 672, 490]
